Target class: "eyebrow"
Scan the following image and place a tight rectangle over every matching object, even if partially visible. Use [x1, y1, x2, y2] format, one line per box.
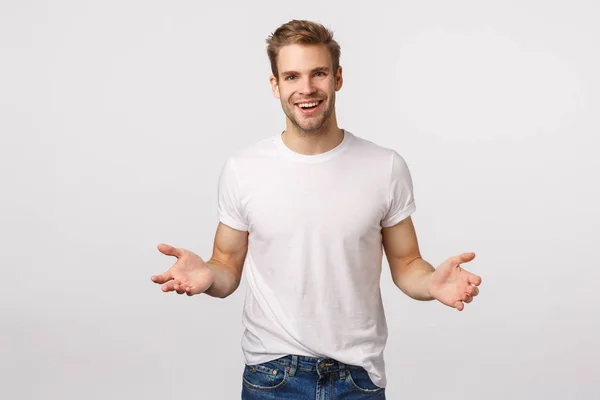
[281, 66, 330, 77]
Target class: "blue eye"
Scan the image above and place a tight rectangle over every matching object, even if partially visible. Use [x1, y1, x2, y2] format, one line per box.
[285, 76, 296, 81]
[315, 72, 324, 76]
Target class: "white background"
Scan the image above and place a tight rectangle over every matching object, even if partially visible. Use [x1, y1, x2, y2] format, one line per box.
[1, 1, 598, 399]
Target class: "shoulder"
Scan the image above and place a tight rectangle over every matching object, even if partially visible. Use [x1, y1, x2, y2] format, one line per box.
[345, 130, 407, 164]
[223, 133, 280, 164]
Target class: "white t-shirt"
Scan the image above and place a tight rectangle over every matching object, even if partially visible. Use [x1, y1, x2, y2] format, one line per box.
[216, 129, 416, 388]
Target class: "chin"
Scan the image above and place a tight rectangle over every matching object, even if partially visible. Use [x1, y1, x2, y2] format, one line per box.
[296, 120, 327, 133]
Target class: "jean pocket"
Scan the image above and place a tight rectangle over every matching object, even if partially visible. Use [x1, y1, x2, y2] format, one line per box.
[345, 367, 385, 394]
[242, 361, 289, 391]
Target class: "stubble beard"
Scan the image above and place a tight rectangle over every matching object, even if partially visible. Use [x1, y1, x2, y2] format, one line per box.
[282, 94, 335, 137]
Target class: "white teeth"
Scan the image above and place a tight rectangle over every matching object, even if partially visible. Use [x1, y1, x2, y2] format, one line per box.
[298, 101, 319, 108]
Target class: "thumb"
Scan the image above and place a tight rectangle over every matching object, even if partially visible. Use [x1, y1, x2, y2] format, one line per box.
[452, 252, 475, 266]
[157, 243, 182, 258]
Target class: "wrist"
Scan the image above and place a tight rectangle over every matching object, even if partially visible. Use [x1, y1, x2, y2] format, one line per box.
[425, 271, 435, 300]
[204, 259, 218, 285]
[204, 258, 237, 298]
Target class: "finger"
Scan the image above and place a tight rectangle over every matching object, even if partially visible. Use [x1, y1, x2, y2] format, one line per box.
[464, 294, 473, 303]
[465, 285, 479, 297]
[454, 300, 464, 311]
[461, 269, 481, 285]
[151, 271, 173, 284]
[161, 281, 178, 292]
[174, 282, 188, 295]
[157, 243, 182, 258]
[467, 272, 482, 286]
[175, 280, 190, 290]
[450, 252, 476, 267]
[186, 285, 199, 296]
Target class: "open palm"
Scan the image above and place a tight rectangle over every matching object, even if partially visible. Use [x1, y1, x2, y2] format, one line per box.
[428, 252, 482, 311]
[151, 244, 214, 296]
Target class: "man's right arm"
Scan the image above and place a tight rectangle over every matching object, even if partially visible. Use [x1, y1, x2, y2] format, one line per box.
[203, 222, 249, 298]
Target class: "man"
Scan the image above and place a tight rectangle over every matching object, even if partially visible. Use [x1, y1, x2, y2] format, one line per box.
[151, 19, 481, 399]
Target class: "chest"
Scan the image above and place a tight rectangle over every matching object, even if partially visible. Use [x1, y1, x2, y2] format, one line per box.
[242, 164, 388, 242]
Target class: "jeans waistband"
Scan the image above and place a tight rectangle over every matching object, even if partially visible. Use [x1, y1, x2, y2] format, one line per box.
[271, 355, 361, 379]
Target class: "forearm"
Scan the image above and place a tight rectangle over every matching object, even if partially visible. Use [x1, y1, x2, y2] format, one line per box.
[391, 257, 435, 301]
[203, 259, 241, 299]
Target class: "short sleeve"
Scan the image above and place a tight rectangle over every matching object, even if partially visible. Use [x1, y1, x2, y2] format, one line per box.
[381, 150, 416, 227]
[217, 157, 249, 231]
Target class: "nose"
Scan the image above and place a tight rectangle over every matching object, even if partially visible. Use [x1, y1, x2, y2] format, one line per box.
[299, 76, 316, 96]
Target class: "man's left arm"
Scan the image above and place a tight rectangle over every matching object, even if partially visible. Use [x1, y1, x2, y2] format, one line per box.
[382, 216, 435, 300]
[382, 216, 482, 311]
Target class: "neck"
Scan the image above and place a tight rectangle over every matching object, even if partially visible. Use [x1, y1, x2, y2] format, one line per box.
[282, 115, 343, 156]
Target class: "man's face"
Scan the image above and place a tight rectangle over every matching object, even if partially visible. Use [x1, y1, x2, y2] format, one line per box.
[270, 44, 343, 133]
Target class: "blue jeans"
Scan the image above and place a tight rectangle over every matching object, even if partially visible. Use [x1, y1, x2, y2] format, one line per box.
[241, 354, 386, 399]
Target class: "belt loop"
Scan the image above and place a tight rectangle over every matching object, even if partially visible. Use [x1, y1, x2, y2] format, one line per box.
[338, 362, 346, 380]
[289, 355, 298, 377]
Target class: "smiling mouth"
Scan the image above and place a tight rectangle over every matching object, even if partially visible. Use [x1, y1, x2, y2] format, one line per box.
[295, 100, 323, 114]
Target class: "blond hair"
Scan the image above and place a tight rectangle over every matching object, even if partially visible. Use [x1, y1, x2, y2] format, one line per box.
[266, 19, 341, 79]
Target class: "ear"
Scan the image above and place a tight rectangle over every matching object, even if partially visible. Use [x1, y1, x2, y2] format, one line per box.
[334, 66, 343, 91]
[269, 75, 280, 99]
